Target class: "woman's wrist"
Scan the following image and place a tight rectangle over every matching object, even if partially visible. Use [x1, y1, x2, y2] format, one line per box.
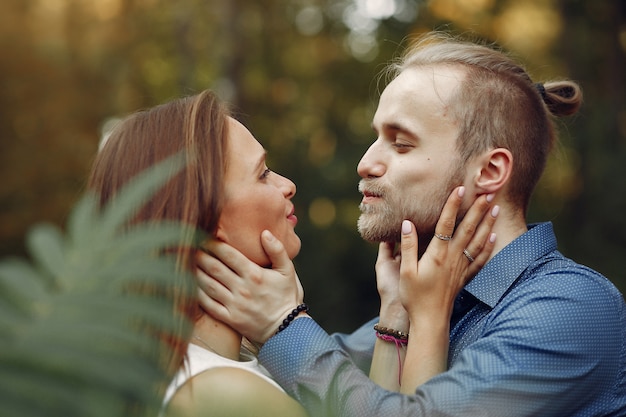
[408, 313, 450, 339]
[379, 303, 409, 333]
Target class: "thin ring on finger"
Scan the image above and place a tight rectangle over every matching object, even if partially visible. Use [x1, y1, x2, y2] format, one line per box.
[434, 233, 453, 241]
[463, 248, 475, 263]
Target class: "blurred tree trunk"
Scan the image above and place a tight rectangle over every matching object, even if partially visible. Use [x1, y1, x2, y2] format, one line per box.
[556, 0, 626, 289]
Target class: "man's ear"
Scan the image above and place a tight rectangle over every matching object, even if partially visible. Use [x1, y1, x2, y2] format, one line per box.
[471, 148, 513, 194]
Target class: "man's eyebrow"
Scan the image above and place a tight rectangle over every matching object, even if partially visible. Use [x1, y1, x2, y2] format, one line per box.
[372, 121, 415, 136]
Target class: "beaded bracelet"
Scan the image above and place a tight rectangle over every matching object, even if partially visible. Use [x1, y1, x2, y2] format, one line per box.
[276, 303, 309, 334]
[373, 323, 409, 341]
[374, 330, 408, 386]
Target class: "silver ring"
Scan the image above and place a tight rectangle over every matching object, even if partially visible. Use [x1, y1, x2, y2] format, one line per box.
[434, 233, 453, 241]
[463, 248, 475, 263]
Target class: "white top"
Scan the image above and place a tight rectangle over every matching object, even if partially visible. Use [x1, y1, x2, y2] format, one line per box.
[162, 343, 284, 407]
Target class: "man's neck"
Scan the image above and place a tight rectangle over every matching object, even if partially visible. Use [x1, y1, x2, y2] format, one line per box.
[487, 206, 528, 262]
[417, 205, 528, 261]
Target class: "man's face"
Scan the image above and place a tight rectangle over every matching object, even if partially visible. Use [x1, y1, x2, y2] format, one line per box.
[357, 65, 466, 243]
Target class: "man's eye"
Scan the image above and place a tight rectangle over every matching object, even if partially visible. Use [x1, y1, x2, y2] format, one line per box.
[392, 142, 412, 150]
[260, 168, 272, 179]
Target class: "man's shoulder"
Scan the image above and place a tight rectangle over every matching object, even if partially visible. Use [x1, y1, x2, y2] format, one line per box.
[497, 250, 625, 322]
[523, 250, 621, 298]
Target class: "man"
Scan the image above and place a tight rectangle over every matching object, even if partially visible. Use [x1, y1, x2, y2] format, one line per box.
[197, 32, 626, 416]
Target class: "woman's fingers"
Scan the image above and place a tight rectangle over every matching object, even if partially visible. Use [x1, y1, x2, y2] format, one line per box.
[447, 192, 493, 251]
[463, 205, 499, 276]
[432, 186, 465, 243]
[448, 193, 499, 283]
[378, 240, 394, 259]
[399, 220, 418, 274]
[399, 220, 419, 309]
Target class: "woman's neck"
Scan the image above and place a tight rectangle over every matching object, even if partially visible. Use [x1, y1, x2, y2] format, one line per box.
[192, 313, 242, 361]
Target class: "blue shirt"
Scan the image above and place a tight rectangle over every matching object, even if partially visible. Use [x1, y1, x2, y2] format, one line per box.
[259, 223, 626, 416]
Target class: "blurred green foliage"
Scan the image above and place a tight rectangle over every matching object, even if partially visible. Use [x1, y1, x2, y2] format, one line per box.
[0, 155, 195, 417]
[1, 0, 624, 333]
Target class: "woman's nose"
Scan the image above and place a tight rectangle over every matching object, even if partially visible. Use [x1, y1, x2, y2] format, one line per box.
[277, 173, 296, 198]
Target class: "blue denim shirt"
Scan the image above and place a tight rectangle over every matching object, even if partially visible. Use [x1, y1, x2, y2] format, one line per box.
[259, 223, 626, 417]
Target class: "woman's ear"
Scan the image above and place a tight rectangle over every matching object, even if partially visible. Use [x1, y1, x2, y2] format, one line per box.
[214, 222, 228, 241]
[472, 148, 513, 194]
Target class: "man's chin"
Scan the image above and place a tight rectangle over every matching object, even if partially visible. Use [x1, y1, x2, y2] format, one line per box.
[358, 215, 400, 243]
[357, 227, 401, 243]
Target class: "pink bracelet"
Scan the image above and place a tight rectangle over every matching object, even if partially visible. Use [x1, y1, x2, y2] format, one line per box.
[375, 332, 408, 346]
[375, 331, 408, 386]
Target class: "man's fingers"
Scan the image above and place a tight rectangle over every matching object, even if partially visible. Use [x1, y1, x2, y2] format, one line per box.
[261, 231, 304, 301]
[195, 249, 238, 290]
[195, 256, 237, 299]
[197, 286, 229, 320]
[261, 230, 291, 273]
[203, 239, 253, 277]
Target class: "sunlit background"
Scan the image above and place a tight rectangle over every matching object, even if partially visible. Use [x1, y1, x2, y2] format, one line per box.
[2, 0, 625, 332]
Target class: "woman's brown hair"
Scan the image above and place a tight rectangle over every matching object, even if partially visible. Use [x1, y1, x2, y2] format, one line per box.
[87, 90, 230, 376]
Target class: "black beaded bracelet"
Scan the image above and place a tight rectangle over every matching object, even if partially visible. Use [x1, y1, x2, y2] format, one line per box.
[276, 303, 309, 334]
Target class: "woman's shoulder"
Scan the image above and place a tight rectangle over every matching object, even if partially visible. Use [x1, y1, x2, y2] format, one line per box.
[165, 366, 308, 417]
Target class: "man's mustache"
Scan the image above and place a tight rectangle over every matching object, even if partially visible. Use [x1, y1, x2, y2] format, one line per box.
[358, 179, 387, 197]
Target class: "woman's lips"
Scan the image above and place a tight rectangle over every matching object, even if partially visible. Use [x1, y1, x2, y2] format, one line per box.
[287, 206, 298, 225]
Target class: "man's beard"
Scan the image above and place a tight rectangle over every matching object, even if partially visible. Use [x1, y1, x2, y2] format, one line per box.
[357, 172, 464, 244]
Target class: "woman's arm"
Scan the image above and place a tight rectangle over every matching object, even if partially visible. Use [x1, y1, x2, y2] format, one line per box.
[398, 188, 498, 393]
[368, 241, 408, 391]
[372, 188, 501, 393]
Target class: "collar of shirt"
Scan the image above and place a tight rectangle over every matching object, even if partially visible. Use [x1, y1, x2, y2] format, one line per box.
[463, 221, 558, 309]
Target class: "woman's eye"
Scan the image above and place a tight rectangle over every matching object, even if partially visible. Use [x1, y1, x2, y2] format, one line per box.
[260, 168, 272, 179]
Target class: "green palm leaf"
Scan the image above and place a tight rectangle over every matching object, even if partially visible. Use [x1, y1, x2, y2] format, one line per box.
[0, 154, 195, 417]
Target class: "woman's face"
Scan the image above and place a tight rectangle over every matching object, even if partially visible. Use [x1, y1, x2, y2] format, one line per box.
[215, 118, 301, 266]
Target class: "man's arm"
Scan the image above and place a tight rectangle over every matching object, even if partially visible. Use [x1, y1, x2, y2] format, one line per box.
[329, 317, 377, 375]
[196, 229, 625, 417]
[257, 271, 625, 417]
[260, 317, 423, 417]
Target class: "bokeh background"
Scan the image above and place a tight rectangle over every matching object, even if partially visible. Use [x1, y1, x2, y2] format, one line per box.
[2, 0, 625, 334]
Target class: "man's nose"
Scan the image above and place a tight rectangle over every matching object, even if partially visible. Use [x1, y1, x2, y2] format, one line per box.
[357, 140, 385, 178]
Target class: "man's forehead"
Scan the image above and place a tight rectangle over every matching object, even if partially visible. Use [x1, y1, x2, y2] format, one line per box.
[374, 66, 464, 118]
[387, 65, 464, 96]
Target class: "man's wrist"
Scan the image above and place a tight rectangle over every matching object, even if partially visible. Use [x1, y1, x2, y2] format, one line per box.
[259, 303, 310, 343]
[276, 303, 310, 333]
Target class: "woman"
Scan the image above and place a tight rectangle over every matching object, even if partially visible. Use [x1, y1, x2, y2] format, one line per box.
[87, 90, 307, 417]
